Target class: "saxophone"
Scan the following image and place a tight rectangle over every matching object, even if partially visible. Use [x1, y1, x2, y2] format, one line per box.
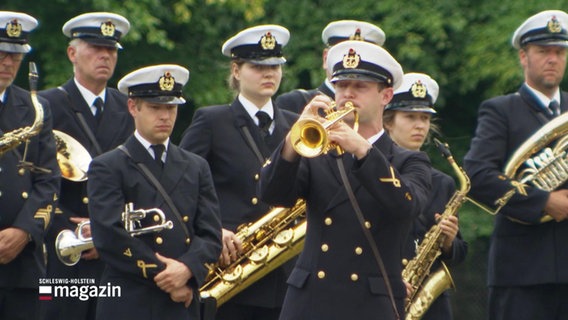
[200, 199, 306, 308]
[0, 62, 44, 156]
[402, 139, 470, 320]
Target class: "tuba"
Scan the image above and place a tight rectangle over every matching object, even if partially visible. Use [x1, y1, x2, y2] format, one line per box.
[290, 101, 358, 157]
[402, 139, 469, 320]
[199, 199, 306, 308]
[0, 62, 44, 157]
[55, 203, 174, 266]
[53, 130, 92, 182]
[501, 112, 568, 223]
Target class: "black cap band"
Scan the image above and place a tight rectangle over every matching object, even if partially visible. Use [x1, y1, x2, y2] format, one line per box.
[332, 60, 393, 85]
[520, 27, 568, 46]
[71, 27, 122, 42]
[230, 43, 283, 60]
[128, 83, 183, 99]
[0, 30, 29, 44]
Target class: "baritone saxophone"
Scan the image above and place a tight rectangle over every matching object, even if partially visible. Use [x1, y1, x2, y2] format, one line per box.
[199, 199, 306, 308]
[402, 139, 470, 320]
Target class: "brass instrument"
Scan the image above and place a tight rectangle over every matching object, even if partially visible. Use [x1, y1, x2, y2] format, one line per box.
[0, 62, 44, 158]
[55, 221, 93, 266]
[402, 139, 469, 320]
[290, 102, 358, 157]
[200, 199, 306, 308]
[502, 112, 568, 223]
[53, 130, 92, 182]
[122, 202, 174, 236]
[55, 203, 174, 266]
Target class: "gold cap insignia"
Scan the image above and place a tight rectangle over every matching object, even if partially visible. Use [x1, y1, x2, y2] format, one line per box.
[100, 20, 116, 37]
[6, 19, 22, 38]
[410, 80, 427, 98]
[158, 71, 175, 91]
[547, 16, 562, 33]
[342, 48, 360, 69]
[349, 28, 364, 41]
[260, 31, 276, 50]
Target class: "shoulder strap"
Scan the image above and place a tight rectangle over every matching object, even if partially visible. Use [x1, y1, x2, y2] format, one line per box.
[336, 157, 401, 320]
[118, 145, 190, 240]
[57, 86, 103, 155]
[240, 125, 266, 164]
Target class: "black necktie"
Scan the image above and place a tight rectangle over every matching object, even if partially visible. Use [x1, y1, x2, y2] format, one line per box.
[151, 144, 165, 168]
[549, 100, 560, 117]
[256, 111, 272, 139]
[93, 97, 104, 122]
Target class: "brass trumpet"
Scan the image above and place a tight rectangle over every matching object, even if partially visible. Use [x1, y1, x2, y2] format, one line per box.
[55, 221, 94, 266]
[290, 101, 358, 158]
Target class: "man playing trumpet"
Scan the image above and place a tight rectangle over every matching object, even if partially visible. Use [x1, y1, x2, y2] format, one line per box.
[259, 40, 431, 319]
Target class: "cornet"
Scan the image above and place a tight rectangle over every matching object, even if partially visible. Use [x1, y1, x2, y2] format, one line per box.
[55, 203, 174, 266]
[290, 101, 358, 158]
[55, 221, 93, 266]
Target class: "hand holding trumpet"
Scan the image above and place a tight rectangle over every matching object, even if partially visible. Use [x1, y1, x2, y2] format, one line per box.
[284, 95, 371, 160]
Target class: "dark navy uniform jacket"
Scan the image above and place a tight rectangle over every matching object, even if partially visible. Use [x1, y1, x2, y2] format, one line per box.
[0, 85, 60, 288]
[179, 99, 298, 308]
[259, 133, 431, 320]
[403, 168, 468, 320]
[39, 79, 133, 319]
[464, 84, 568, 287]
[275, 81, 334, 114]
[87, 136, 222, 320]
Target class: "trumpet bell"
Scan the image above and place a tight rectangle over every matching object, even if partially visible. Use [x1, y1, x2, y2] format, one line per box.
[53, 130, 92, 182]
[290, 119, 329, 158]
[55, 229, 94, 266]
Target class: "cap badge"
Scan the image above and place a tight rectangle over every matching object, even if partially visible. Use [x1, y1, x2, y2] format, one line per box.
[349, 28, 364, 41]
[6, 19, 22, 38]
[260, 32, 276, 50]
[342, 48, 360, 69]
[100, 20, 116, 37]
[410, 80, 427, 98]
[547, 16, 562, 33]
[158, 71, 175, 91]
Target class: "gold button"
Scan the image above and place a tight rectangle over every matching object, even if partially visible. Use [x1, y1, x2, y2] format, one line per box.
[254, 173, 260, 181]
[18, 168, 25, 176]
[153, 214, 160, 222]
[251, 197, 258, 205]
[351, 273, 359, 281]
[22, 191, 28, 199]
[355, 247, 363, 255]
[82, 197, 89, 204]
[364, 221, 372, 229]
[185, 238, 191, 245]
[183, 215, 189, 222]
[317, 271, 325, 279]
[324, 217, 332, 226]
[155, 237, 163, 245]
[321, 244, 329, 252]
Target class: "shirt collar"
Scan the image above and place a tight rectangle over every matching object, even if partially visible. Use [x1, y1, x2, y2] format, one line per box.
[238, 93, 274, 125]
[74, 78, 106, 106]
[367, 129, 385, 145]
[134, 130, 170, 158]
[524, 82, 560, 108]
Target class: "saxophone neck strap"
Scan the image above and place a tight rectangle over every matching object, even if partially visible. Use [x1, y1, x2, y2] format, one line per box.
[118, 145, 190, 240]
[57, 86, 103, 156]
[336, 157, 401, 320]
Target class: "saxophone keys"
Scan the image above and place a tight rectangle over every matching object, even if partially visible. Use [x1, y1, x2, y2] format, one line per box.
[221, 265, 243, 283]
[273, 228, 294, 247]
[248, 245, 269, 264]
